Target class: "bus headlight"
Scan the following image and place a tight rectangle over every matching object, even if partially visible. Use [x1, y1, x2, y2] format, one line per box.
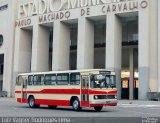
[115, 95, 117, 99]
[94, 95, 98, 99]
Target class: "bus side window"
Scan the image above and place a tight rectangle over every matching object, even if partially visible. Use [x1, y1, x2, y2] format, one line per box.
[57, 73, 69, 85]
[90, 75, 95, 88]
[33, 75, 44, 85]
[28, 75, 33, 85]
[44, 74, 56, 85]
[16, 76, 22, 86]
[82, 78, 85, 88]
[70, 73, 80, 85]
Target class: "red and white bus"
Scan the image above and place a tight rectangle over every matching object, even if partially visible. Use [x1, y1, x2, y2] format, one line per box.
[15, 69, 118, 111]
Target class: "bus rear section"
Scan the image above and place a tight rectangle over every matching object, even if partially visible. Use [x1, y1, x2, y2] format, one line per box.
[15, 70, 118, 112]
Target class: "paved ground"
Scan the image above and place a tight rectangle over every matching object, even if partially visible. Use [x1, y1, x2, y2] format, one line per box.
[0, 98, 160, 123]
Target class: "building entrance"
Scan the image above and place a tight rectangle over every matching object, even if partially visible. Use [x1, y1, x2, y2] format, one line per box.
[121, 78, 138, 100]
[134, 79, 138, 99]
[120, 14, 138, 100]
[121, 79, 129, 99]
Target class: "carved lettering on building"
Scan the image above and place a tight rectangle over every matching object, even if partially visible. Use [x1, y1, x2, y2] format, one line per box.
[102, 0, 147, 13]
[39, 11, 71, 23]
[18, 0, 136, 18]
[15, 0, 148, 27]
[15, 19, 31, 27]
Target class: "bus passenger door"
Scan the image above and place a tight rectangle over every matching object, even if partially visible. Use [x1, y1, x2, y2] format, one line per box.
[81, 75, 90, 107]
[21, 78, 27, 103]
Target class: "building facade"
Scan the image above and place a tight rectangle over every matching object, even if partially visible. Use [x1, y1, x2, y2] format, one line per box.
[0, 0, 160, 100]
[0, 0, 18, 97]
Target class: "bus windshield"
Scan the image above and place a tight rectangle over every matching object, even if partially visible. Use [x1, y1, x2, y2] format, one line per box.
[90, 74, 116, 89]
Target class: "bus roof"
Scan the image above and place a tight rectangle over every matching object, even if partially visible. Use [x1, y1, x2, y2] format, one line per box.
[18, 69, 115, 76]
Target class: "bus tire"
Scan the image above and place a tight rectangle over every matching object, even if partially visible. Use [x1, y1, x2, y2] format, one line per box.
[94, 106, 103, 112]
[48, 105, 57, 109]
[28, 96, 39, 108]
[72, 98, 81, 111]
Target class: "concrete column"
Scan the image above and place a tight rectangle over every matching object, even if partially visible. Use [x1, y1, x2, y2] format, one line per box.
[9, 0, 19, 97]
[158, 0, 160, 92]
[77, 18, 94, 69]
[14, 28, 32, 73]
[149, 0, 158, 92]
[31, 24, 49, 72]
[52, 21, 70, 71]
[12, 28, 32, 96]
[129, 48, 134, 100]
[138, 0, 150, 100]
[106, 14, 122, 99]
[3, 54, 10, 96]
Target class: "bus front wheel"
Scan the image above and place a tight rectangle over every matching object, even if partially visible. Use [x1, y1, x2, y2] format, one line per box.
[72, 98, 81, 111]
[28, 96, 39, 108]
[94, 106, 103, 112]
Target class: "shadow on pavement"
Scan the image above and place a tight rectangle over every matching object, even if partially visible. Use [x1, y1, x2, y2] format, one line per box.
[16, 105, 114, 113]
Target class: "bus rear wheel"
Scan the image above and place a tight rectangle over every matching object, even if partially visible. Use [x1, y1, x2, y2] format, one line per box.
[72, 98, 81, 111]
[94, 106, 103, 112]
[28, 96, 39, 108]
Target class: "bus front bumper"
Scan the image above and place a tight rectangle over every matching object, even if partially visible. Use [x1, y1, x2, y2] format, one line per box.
[89, 99, 118, 107]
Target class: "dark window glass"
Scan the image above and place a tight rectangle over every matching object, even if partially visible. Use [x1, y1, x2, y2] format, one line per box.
[0, 64, 3, 74]
[0, 35, 3, 46]
[44, 74, 56, 85]
[0, 4, 8, 12]
[122, 19, 138, 43]
[57, 74, 69, 85]
[70, 24, 78, 47]
[94, 23, 106, 45]
[33, 75, 44, 85]
[70, 73, 80, 85]
[16, 76, 22, 86]
[28, 75, 33, 85]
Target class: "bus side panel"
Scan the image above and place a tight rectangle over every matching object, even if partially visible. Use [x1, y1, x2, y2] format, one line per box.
[81, 101, 90, 107]
[26, 85, 81, 107]
[15, 91, 21, 103]
[16, 98, 28, 103]
[15, 90, 28, 103]
[35, 99, 70, 106]
[15, 86, 25, 103]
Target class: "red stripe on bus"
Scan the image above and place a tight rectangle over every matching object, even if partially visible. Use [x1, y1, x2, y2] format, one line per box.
[22, 98, 28, 103]
[82, 89, 117, 95]
[41, 89, 80, 94]
[17, 98, 21, 102]
[89, 90, 118, 95]
[90, 103, 117, 107]
[17, 98, 27, 103]
[15, 89, 117, 95]
[35, 99, 70, 106]
[81, 89, 89, 94]
[15, 89, 80, 95]
[17, 98, 70, 106]
[81, 101, 90, 107]
[15, 91, 21, 93]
